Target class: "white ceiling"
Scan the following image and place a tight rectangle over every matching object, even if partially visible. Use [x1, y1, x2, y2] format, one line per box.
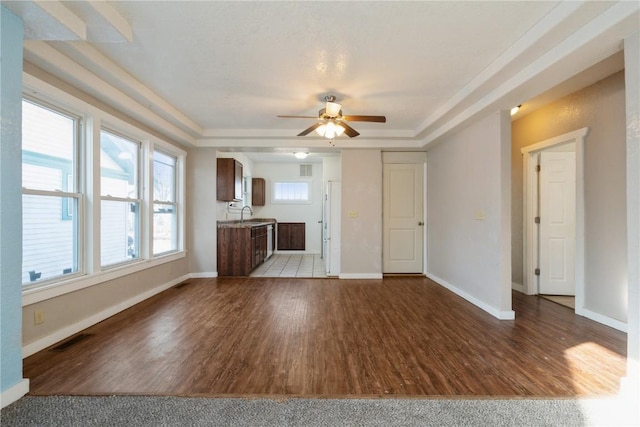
[4, 1, 638, 156]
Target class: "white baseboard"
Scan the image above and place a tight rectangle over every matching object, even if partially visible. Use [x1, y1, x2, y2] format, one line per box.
[426, 273, 516, 320]
[22, 273, 190, 358]
[577, 307, 627, 332]
[339, 273, 383, 280]
[512, 282, 525, 293]
[1, 378, 29, 409]
[190, 272, 218, 278]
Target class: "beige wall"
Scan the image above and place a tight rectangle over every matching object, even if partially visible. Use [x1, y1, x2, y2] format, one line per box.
[188, 147, 218, 274]
[340, 149, 383, 277]
[427, 110, 513, 317]
[23, 257, 189, 347]
[512, 71, 628, 323]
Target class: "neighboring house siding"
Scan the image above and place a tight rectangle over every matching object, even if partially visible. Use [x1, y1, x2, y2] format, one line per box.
[22, 195, 74, 282]
[22, 164, 74, 284]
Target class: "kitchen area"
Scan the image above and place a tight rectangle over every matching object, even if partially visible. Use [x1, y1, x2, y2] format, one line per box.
[215, 153, 341, 278]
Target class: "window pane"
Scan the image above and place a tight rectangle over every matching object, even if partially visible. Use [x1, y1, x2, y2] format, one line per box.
[153, 203, 177, 255]
[273, 182, 309, 201]
[100, 130, 139, 198]
[154, 151, 176, 202]
[22, 194, 78, 285]
[22, 100, 75, 191]
[101, 200, 139, 266]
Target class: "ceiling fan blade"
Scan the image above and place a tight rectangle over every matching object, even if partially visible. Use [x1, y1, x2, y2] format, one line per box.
[342, 115, 386, 123]
[339, 122, 360, 138]
[277, 115, 319, 119]
[297, 122, 323, 136]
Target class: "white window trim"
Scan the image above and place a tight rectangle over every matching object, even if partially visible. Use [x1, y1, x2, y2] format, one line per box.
[151, 145, 183, 256]
[22, 73, 187, 307]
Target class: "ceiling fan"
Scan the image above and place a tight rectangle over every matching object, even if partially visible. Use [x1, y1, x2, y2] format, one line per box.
[277, 95, 386, 143]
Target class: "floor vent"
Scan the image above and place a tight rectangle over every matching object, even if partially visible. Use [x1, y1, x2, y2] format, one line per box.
[174, 281, 191, 289]
[51, 334, 93, 351]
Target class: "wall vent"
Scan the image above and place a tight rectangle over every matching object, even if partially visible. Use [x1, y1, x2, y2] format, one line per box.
[300, 164, 312, 177]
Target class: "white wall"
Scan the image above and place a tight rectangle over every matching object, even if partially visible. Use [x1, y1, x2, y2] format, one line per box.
[251, 161, 323, 253]
[340, 149, 383, 278]
[427, 110, 514, 319]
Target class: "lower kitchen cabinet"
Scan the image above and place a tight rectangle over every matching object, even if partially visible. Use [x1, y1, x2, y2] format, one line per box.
[217, 225, 268, 276]
[277, 222, 305, 250]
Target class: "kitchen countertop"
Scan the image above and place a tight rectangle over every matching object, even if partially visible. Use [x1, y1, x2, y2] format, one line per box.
[217, 218, 276, 228]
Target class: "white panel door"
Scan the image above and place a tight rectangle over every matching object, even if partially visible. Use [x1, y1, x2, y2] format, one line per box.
[383, 163, 424, 273]
[539, 151, 576, 295]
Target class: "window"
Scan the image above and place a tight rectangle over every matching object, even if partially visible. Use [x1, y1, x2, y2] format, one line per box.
[272, 181, 311, 204]
[100, 130, 140, 267]
[21, 85, 187, 299]
[153, 150, 178, 255]
[22, 99, 80, 285]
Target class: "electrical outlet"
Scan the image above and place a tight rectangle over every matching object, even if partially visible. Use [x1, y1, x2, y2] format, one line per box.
[475, 209, 485, 221]
[34, 310, 44, 325]
[347, 210, 359, 218]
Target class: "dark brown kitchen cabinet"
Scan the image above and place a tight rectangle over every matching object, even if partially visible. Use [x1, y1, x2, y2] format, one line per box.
[217, 225, 267, 276]
[252, 225, 268, 267]
[277, 222, 305, 250]
[217, 158, 243, 201]
[252, 178, 266, 206]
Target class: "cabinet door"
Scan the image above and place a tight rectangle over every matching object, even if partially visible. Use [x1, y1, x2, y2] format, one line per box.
[277, 223, 305, 250]
[234, 161, 243, 200]
[217, 158, 243, 202]
[252, 178, 265, 206]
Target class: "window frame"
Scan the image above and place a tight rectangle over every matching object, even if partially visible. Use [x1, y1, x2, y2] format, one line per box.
[152, 147, 180, 256]
[99, 128, 143, 268]
[21, 97, 84, 288]
[21, 77, 187, 306]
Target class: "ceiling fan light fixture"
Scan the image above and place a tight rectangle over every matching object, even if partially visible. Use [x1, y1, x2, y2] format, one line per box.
[510, 104, 522, 116]
[315, 124, 327, 137]
[325, 101, 342, 117]
[316, 121, 345, 140]
[294, 152, 308, 159]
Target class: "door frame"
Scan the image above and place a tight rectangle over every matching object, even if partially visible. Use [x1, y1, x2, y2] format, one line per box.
[521, 127, 588, 312]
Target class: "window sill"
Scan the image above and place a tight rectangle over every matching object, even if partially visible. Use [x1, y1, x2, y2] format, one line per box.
[22, 251, 187, 306]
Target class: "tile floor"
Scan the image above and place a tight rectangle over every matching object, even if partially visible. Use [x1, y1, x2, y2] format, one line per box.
[250, 254, 327, 278]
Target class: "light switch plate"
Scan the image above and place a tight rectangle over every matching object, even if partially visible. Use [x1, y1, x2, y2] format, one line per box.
[347, 210, 359, 218]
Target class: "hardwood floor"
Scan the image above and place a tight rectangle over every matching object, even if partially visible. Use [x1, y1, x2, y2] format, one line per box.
[23, 277, 627, 397]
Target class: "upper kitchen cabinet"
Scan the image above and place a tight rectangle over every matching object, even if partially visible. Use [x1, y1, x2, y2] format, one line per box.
[251, 178, 266, 206]
[217, 158, 243, 201]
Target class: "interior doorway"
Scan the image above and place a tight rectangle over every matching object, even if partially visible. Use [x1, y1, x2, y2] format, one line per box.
[521, 128, 589, 313]
[382, 152, 427, 274]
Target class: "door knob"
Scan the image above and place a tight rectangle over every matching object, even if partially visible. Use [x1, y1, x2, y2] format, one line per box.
[418, 221, 424, 226]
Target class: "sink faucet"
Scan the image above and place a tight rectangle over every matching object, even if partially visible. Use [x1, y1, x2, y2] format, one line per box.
[240, 205, 253, 223]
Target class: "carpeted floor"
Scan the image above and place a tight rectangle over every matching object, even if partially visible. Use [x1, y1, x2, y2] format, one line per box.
[1, 396, 638, 427]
